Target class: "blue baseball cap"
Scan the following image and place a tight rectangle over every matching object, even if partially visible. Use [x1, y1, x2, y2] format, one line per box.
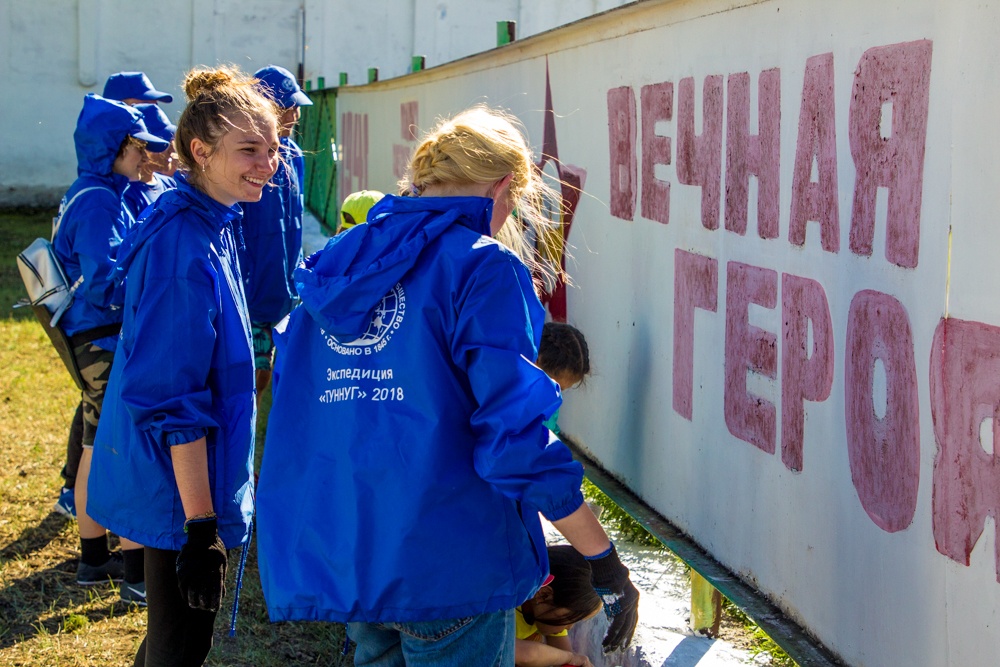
[135, 104, 177, 143]
[103, 72, 174, 104]
[254, 65, 313, 108]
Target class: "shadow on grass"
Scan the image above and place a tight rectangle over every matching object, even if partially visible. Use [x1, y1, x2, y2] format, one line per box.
[211, 622, 355, 667]
[205, 542, 355, 667]
[0, 512, 71, 561]
[0, 555, 143, 650]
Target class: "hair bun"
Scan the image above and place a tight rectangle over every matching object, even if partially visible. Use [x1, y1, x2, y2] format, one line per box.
[183, 66, 245, 102]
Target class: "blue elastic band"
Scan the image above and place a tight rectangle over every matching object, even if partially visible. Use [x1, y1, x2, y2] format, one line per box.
[584, 541, 614, 561]
[228, 517, 253, 637]
[233, 219, 246, 251]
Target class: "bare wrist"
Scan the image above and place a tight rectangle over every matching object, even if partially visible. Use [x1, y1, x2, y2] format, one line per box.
[185, 511, 217, 525]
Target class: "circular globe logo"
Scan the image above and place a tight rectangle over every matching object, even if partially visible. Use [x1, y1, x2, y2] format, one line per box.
[325, 283, 406, 354]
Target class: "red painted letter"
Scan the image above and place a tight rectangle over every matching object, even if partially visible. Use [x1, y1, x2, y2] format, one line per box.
[845, 290, 919, 532]
[789, 53, 840, 252]
[673, 250, 719, 420]
[848, 40, 933, 268]
[725, 69, 781, 239]
[930, 318, 1000, 581]
[641, 81, 672, 225]
[781, 274, 834, 472]
[608, 86, 637, 221]
[725, 262, 777, 453]
[340, 112, 369, 194]
[677, 76, 723, 230]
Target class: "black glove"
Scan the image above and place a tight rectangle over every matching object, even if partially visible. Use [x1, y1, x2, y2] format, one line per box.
[588, 542, 640, 652]
[176, 516, 228, 612]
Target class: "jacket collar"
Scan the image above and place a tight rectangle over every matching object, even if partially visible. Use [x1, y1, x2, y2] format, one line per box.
[174, 172, 243, 232]
[369, 194, 493, 237]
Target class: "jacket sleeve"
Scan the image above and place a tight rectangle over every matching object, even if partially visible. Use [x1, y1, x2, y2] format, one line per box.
[61, 194, 124, 309]
[118, 251, 220, 449]
[451, 247, 584, 521]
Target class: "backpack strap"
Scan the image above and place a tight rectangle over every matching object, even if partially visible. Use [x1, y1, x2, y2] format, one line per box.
[52, 186, 117, 240]
[48, 185, 118, 326]
[49, 274, 83, 328]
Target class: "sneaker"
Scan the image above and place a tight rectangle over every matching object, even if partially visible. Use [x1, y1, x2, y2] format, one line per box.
[120, 581, 147, 607]
[76, 552, 124, 585]
[54, 487, 76, 518]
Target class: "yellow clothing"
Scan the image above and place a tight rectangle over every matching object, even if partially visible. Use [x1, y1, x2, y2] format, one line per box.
[514, 606, 569, 641]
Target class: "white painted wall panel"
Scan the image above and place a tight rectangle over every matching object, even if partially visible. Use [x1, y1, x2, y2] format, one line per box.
[0, 0, 301, 205]
[0, 0, 632, 205]
[333, 1, 1000, 664]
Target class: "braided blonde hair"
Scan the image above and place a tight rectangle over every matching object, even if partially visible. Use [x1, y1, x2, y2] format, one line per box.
[399, 105, 566, 285]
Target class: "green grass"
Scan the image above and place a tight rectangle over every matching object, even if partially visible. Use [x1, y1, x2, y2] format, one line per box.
[0, 208, 350, 666]
[582, 478, 798, 665]
[582, 479, 668, 548]
[1, 208, 53, 322]
[722, 598, 798, 667]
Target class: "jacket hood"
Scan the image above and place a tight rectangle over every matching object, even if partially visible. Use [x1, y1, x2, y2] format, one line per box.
[296, 194, 493, 339]
[74, 94, 168, 177]
[112, 172, 242, 300]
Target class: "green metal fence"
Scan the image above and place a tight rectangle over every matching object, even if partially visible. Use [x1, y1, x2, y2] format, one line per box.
[298, 87, 338, 235]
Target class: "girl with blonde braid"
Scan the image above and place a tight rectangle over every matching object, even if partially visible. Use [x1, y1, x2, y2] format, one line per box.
[257, 105, 639, 666]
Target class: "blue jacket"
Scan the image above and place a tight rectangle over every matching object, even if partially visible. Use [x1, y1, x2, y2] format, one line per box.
[87, 173, 256, 551]
[238, 137, 305, 323]
[256, 195, 584, 623]
[53, 95, 141, 347]
[123, 172, 177, 222]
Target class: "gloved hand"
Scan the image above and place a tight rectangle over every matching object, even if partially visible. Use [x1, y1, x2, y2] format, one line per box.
[176, 515, 228, 612]
[588, 542, 640, 652]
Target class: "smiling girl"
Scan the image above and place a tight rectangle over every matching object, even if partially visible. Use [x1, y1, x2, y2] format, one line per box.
[86, 66, 279, 667]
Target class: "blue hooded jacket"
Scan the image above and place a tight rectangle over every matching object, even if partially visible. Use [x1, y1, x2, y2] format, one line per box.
[123, 172, 177, 222]
[87, 173, 256, 551]
[237, 137, 305, 323]
[53, 94, 143, 347]
[256, 195, 584, 623]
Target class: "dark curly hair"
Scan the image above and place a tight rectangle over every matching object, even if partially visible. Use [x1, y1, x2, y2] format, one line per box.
[537, 322, 590, 384]
[523, 545, 603, 628]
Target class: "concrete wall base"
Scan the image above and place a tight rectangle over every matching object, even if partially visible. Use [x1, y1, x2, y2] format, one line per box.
[0, 187, 64, 209]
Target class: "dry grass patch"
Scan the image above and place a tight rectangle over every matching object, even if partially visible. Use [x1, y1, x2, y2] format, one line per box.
[0, 210, 349, 666]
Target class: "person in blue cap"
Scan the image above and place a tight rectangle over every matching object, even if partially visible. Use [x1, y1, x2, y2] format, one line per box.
[103, 71, 174, 105]
[123, 104, 178, 220]
[52, 94, 168, 602]
[87, 65, 279, 667]
[237, 64, 312, 402]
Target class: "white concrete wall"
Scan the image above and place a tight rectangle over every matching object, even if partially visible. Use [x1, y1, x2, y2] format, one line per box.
[0, 0, 303, 206]
[332, 0, 1000, 664]
[302, 0, 635, 86]
[0, 0, 629, 206]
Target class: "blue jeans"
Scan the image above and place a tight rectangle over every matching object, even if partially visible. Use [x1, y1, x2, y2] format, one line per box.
[348, 609, 514, 667]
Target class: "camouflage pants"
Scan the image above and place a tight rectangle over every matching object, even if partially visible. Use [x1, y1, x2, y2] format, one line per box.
[251, 321, 276, 371]
[71, 342, 114, 448]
